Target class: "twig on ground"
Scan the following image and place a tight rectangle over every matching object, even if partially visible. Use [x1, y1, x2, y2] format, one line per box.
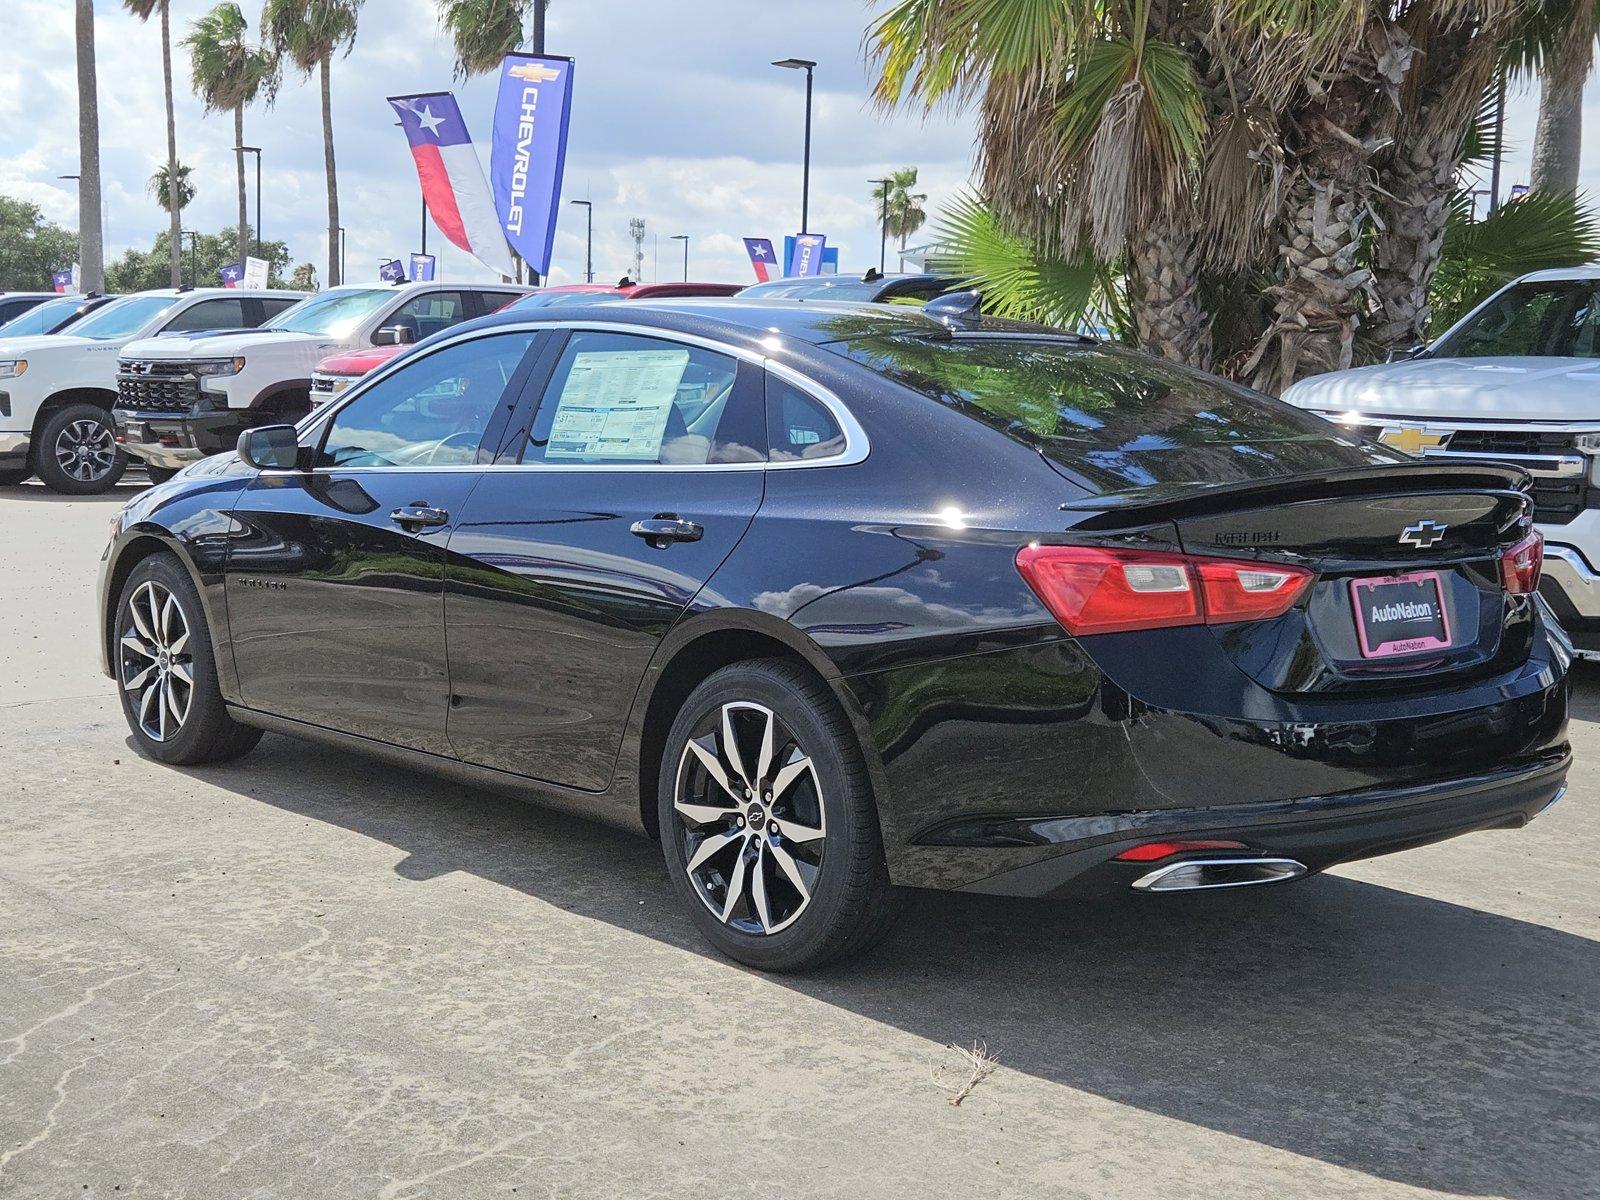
[930, 1040, 999, 1107]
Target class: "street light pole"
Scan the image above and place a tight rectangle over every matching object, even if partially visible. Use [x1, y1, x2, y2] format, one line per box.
[671, 234, 689, 282]
[772, 58, 817, 235]
[569, 200, 593, 283]
[869, 177, 891, 273]
[338, 226, 347, 283]
[179, 229, 198, 287]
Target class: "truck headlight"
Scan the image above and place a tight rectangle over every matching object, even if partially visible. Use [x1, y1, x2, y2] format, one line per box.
[192, 357, 245, 379]
[0, 360, 27, 379]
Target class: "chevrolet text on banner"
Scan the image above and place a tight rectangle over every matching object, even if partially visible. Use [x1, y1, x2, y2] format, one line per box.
[491, 53, 575, 277]
[388, 92, 516, 279]
[789, 233, 827, 277]
[743, 237, 777, 282]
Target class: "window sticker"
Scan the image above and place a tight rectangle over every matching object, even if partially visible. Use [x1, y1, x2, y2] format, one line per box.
[546, 348, 689, 461]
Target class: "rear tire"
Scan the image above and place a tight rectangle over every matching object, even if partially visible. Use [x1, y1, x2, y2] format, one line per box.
[114, 553, 262, 766]
[658, 659, 900, 971]
[36, 402, 126, 494]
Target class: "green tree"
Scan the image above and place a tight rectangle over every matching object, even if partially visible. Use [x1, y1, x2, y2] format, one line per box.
[147, 162, 195, 214]
[0, 196, 80, 291]
[262, 0, 363, 286]
[124, 0, 184, 288]
[871, 167, 929, 258]
[105, 224, 291, 292]
[437, 0, 549, 77]
[185, 3, 278, 271]
[288, 262, 319, 291]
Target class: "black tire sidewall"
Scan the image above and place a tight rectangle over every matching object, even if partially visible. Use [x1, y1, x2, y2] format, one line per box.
[658, 661, 883, 971]
[37, 403, 126, 495]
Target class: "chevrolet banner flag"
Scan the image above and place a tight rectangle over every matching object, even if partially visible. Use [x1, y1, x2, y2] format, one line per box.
[490, 53, 574, 277]
[789, 233, 827, 277]
[410, 253, 437, 282]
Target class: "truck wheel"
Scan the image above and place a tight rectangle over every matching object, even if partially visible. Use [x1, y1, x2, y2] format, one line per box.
[36, 403, 126, 494]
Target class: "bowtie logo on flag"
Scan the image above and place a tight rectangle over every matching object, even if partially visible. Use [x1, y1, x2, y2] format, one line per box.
[379, 259, 406, 283]
[743, 238, 777, 282]
[490, 54, 575, 279]
[388, 92, 515, 279]
[220, 263, 243, 288]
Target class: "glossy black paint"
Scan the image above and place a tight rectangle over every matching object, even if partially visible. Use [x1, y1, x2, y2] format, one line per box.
[99, 299, 1572, 898]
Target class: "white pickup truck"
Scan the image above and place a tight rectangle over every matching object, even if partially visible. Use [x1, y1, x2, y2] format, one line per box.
[112, 280, 528, 479]
[0, 287, 301, 493]
[1283, 266, 1600, 659]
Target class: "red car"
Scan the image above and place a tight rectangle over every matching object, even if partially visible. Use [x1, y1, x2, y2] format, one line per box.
[310, 280, 744, 402]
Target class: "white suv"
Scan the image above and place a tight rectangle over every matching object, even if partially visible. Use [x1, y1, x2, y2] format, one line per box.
[112, 281, 529, 479]
[0, 288, 301, 494]
[1283, 266, 1600, 659]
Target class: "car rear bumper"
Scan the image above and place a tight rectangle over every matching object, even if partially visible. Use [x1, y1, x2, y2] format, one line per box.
[930, 752, 1570, 896]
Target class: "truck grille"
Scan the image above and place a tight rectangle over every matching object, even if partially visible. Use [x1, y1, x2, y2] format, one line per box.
[1445, 429, 1578, 456]
[117, 360, 200, 412]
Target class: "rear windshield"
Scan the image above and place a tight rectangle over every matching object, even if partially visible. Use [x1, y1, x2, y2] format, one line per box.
[839, 335, 1401, 492]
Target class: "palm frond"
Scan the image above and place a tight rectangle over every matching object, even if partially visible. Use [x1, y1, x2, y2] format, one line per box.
[437, 0, 538, 80]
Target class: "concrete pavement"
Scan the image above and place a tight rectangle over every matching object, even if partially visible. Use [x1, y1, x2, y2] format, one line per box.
[1, 479, 1596, 1199]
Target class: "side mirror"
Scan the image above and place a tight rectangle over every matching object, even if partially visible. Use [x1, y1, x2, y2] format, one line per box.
[373, 325, 416, 346]
[1387, 343, 1429, 363]
[237, 424, 302, 471]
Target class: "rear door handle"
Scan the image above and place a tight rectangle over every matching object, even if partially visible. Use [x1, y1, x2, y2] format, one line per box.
[630, 514, 704, 546]
[391, 504, 449, 529]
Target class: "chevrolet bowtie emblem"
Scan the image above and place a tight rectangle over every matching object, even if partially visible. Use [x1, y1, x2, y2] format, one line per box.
[1377, 424, 1451, 455]
[1400, 520, 1448, 549]
[509, 62, 561, 82]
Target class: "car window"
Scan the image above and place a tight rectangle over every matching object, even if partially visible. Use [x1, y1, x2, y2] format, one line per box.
[0, 298, 40, 324]
[477, 291, 525, 314]
[260, 296, 302, 319]
[1434, 282, 1600, 358]
[163, 298, 250, 333]
[319, 331, 536, 469]
[0, 295, 83, 336]
[69, 295, 182, 340]
[767, 376, 845, 462]
[267, 288, 391, 336]
[840, 335, 1399, 492]
[523, 331, 763, 465]
[386, 291, 468, 342]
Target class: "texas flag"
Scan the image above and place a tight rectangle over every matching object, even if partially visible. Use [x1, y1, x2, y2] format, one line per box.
[743, 237, 777, 282]
[388, 92, 515, 279]
[220, 262, 243, 288]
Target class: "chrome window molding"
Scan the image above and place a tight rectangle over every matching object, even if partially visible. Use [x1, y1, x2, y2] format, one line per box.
[285, 318, 870, 475]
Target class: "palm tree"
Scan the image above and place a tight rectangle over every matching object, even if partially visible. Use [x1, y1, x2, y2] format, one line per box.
[74, 0, 104, 292]
[262, 0, 363, 286]
[1530, 0, 1597, 194]
[872, 168, 928, 264]
[437, 0, 548, 78]
[124, 1, 183, 288]
[185, 4, 277, 270]
[147, 162, 195, 214]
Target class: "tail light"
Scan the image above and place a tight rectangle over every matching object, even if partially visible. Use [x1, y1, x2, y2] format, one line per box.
[1500, 530, 1543, 595]
[1015, 545, 1315, 636]
[1113, 839, 1248, 862]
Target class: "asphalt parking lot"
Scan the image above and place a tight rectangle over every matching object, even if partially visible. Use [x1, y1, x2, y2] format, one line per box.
[1, 481, 1597, 1200]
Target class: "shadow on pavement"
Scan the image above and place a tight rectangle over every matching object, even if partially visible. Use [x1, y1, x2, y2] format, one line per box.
[171, 729, 1596, 1200]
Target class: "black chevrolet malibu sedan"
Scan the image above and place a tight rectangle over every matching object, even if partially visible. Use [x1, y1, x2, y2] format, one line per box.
[98, 299, 1572, 970]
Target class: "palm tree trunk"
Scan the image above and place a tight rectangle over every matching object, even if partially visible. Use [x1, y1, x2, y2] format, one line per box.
[234, 106, 248, 270]
[1127, 215, 1211, 369]
[74, 0, 103, 293]
[320, 55, 340, 287]
[1531, 15, 1594, 195]
[161, 0, 181, 288]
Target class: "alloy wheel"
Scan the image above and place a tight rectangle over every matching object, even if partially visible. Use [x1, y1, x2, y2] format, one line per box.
[119, 581, 194, 743]
[56, 417, 117, 483]
[673, 701, 826, 935]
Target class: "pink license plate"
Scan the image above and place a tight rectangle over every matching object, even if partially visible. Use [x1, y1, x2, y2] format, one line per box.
[1349, 571, 1452, 659]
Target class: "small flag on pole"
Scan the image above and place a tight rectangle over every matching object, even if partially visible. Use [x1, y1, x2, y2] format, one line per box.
[379, 259, 406, 283]
[51, 268, 75, 294]
[220, 262, 243, 288]
[743, 238, 777, 282]
[410, 253, 437, 282]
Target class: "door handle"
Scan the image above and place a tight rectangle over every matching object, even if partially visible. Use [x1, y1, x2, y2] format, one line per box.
[391, 503, 449, 529]
[630, 514, 704, 547]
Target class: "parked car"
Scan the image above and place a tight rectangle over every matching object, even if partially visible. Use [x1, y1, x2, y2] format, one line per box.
[736, 270, 968, 304]
[0, 291, 64, 330]
[0, 292, 119, 338]
[115, 281, 530, 480]
[307, 281, 737, 402]
[0, 287, 301, 493]
[100, 299, 1570, 970]
[1283, 266, 1600, 661]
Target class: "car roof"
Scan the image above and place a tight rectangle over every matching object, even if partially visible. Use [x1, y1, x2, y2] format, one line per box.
[0, 291, 59, 300]
[1514, 266, 1600, 283]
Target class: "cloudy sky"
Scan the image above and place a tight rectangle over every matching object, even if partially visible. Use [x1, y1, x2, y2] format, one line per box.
[0, 0, 1596, 289]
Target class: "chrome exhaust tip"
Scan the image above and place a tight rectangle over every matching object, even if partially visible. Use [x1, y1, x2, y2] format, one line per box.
[1131, 856, 1307, 893]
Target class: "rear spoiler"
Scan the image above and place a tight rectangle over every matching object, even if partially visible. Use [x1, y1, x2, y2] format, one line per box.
[1060, 461, 1531, 530]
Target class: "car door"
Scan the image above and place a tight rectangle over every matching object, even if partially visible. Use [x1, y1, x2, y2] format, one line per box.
[443, 326, 768, 789]
[224, 328, 543, 752]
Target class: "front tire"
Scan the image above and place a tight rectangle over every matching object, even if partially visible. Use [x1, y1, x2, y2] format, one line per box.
[659, 659, 899, 971]
[114, 554, 262, 766]
[37, 402, 126, 494]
